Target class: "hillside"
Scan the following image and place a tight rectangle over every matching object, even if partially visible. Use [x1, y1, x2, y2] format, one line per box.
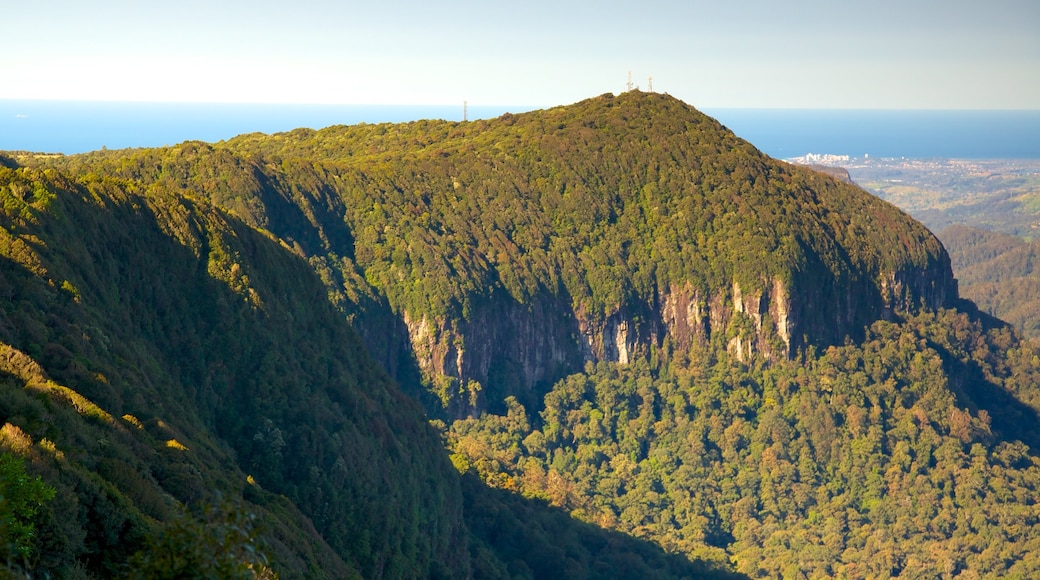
[2, 91, 1039, 578]
[48, 91, 954, 418]
[0, 151, 737, 577]
[0, 160, 470, 576]
[938, 224, 1040, 342]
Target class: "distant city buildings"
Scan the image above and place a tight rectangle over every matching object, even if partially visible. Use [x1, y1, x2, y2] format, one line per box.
[791, 153, 851, 165]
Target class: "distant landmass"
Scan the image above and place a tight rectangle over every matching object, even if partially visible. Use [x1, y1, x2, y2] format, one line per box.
[939, 225, 1040, 343]
[789, 155, 1040, 344]
[836, 157, 1040, 237]
[2, 92, 1040, 578]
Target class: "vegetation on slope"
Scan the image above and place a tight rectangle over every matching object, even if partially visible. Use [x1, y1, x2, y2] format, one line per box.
[448, 308, 1040, 578]
[939, 224, 1040, 342]
[0, 153, 740, 577]
[2, 92, 1037, 578]
[225, 91, 951, 331]
[0, 161, 465, 577]
[45, 92, 953, 416]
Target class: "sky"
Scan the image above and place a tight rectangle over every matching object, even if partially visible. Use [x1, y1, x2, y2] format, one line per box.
[4, 0, 1038, 109]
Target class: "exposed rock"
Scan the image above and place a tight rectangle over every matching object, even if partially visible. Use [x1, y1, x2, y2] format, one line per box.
[401, 250, 955, 418]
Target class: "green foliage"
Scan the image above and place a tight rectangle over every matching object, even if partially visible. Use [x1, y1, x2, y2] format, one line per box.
[42, 92, 952, 414]
[0, 162, 465, 577]
[460, 473, 745, 580]
[5, 91, 1034, 579]
[940, 224, 1040, 342]
[0, 101, 748, 578]
[448, 309, 1040, 578]
[128, 499, 276, 580]
[0, 452, 56, 565]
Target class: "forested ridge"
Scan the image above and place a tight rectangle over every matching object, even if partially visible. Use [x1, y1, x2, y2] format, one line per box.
[46, 92, 954, 416]
[939, 224, 1040, 343]
[0, 92, 1038, 578]
[0, 160, 468, 577]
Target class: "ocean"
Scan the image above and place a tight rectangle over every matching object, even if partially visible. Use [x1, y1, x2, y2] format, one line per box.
[2, 100, 1038, 160]
[0, 101, 518, 155]
[705, 108, 1040, 160]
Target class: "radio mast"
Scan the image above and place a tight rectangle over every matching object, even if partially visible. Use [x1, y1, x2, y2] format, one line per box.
[626, 71, 634, 92]
[463, 100, 468, 122]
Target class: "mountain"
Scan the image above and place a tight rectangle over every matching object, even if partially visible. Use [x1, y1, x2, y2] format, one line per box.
[0, 159, 468, 577]
[49, 91, 954, 418]
[939, 224, 1040, 342]
[1, 91, 1038, 578]
[0, 95, 750, 578]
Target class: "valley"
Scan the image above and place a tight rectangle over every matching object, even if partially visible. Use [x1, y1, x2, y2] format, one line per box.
[793, 155, 1040, 344]
[838, 157, 1040, 237]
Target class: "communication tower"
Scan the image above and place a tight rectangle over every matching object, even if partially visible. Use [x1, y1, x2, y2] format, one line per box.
[463, 101, 468, 122]
[626, 71, 634, 92]
[648, 76, 653, 92]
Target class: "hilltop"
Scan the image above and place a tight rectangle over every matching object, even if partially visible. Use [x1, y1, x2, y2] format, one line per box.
[1, 92, 1038, 578]
[49, 91, 954, 417]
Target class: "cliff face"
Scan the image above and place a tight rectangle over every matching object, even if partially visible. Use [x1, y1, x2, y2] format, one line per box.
[41, 91, 959, 419]
[399, 252, 956, 417]
[404, 293, 584, 415]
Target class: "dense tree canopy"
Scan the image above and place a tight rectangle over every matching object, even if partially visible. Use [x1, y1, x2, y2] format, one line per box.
[940, 224, 1040, 343]
[0, 92, 1036, 578]
[42, 92, 953, 415]
[0, 98, 757, 578]
[448, 308, 1040, 578]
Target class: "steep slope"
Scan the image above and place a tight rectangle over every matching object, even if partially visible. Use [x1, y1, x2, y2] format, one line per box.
[0, 162, 468, 576]
[448, 308, 1040, 578]
[3, 92, 1038, 579]
[939, 224, 1040, 341]
[50, 91, 955, 417]
[0, 155, 743, 578]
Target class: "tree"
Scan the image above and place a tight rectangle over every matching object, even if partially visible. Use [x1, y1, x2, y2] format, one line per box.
[128, 498, 276, 580]
[0, 452, 56, 567]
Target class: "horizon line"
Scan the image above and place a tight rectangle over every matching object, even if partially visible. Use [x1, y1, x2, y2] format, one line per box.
[2, 97, 1039, 113]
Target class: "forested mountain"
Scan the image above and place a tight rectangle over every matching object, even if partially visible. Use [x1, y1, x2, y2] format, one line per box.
[48, 92, 954, 418]
[2, 91, 1039, 578]
[939, 224, 1040, 342]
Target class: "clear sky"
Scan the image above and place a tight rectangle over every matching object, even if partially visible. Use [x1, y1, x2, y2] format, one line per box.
[4, 0, 1038, 109]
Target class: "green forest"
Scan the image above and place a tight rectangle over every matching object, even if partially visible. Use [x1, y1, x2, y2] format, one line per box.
[840, 157, 1040, 347]
[447, 308, 1040, 577]
[938, 224, 1040, 344]
[1, 92, 1038, 578]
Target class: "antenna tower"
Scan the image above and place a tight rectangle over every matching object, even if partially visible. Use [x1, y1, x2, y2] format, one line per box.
[648, 76, 653, 92]
[463, 100, 468, 122]
[626, 71, 634, 92]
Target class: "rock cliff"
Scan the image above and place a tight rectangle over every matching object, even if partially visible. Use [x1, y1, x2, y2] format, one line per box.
[398, 248, 955, 416]
[44, 91, 959, 419]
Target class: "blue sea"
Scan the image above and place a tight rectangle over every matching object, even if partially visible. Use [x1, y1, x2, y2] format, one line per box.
[1, 100, 1038, 160]
[0, 101, 521, 156]
[705, 108, 1040, 160]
